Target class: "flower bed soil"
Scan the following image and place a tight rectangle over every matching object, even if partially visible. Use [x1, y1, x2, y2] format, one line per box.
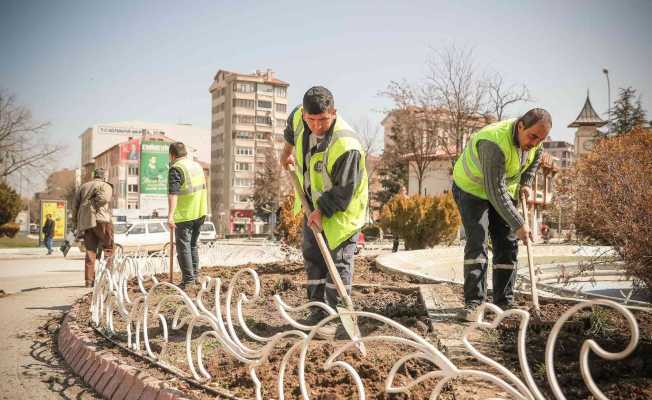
[75, 256, 652, 399]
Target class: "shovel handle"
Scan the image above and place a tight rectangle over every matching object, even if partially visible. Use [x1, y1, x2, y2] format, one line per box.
[521, 194, 540, 310]
[169, 228, 175, 283]
[286, 166, 355, 311]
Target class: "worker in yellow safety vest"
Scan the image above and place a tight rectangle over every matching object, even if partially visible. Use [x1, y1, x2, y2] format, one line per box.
[167, 142, 208, 289]
[280, 86, 368, 325]
[451, 109, 551, 321]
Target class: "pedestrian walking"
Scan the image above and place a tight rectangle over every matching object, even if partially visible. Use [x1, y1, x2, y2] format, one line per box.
[391, 186, 407, 253]
[72, 168, 114, 287]
[280, 86, 369, 324]
[451, 109, 551, 321]
[167, 142, 208, 290]
[42, 214, 55, 255]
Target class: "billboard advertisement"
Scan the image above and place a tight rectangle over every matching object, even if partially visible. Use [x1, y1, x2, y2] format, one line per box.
[140, 141, 169, 214]
[140, 141, 169, 194]
[120, 138, 140, 161]
[40, 200, 67, 241]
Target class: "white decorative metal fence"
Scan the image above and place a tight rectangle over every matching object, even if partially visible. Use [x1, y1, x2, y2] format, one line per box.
[90, 248, 642, 400]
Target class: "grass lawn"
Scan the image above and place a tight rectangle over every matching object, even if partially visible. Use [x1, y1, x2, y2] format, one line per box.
[0, 233, 39, 248]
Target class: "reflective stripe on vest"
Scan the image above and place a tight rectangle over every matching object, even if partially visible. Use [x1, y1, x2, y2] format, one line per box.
[291, 107, 369, 250]
[172, 157, 208, 223]
[452, 119, 540, 200]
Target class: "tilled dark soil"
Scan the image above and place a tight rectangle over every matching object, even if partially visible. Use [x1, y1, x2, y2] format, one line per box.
[75, 256, 652, 399]
[489, 301, 652, 400]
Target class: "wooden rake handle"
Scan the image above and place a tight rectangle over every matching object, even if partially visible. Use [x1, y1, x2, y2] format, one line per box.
[520, 193, 540, 310]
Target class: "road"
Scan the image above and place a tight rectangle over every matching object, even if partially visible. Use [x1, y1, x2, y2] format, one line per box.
[0, 255, 99, 399]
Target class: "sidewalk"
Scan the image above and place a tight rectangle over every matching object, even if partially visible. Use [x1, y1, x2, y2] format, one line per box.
[376, 244, 612, 288]
[0, 247, 84, 260]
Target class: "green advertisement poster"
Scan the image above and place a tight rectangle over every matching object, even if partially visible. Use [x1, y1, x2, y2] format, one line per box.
[140, 141, 169, 194]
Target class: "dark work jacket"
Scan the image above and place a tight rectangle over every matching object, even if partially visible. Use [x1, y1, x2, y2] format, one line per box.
[42, 219, 55, 238]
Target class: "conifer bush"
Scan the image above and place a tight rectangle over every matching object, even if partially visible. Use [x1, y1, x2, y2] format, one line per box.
[380, 192, 460, 250]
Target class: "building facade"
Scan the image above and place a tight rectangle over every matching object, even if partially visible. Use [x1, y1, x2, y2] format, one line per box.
[93, 134, 210, 218]
[381, 108, 492, 196]
[208, 69, 289, 234]
[79, 121, 210, 184]
[543, 138, 575, 169]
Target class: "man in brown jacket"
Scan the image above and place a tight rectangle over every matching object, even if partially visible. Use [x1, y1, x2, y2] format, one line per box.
[72, 168, 114, 287]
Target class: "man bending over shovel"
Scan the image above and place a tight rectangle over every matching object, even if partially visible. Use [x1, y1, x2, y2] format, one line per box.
[280, 86, 369, 330]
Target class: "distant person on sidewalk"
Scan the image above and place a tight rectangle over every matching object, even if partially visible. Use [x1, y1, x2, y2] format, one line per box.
[391, 186, 407, 253]
[42, 214, 55, 255]
[72, 168, 114, 288]
[452, 109, 551, 321]
[167, 142, 208, 290]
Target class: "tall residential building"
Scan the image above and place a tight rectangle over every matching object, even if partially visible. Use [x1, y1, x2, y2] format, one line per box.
[208, 69, 289, 234]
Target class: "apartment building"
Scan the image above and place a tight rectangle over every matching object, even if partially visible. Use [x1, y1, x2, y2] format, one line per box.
[208, 69, 289, 234]
[543, 138, 575, 169]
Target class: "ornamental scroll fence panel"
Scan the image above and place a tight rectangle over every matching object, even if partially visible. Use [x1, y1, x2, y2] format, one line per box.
[89, 249, 641, 400]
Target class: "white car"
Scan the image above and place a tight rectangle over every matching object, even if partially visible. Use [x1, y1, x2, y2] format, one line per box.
[114, 220, 171, 253]
[199, 221, 217, 242]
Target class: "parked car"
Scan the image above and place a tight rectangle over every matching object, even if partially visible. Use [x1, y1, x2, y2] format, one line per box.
[199, 221, 217, 242]
[114, 220, 170, 253]
[29, 223, 39, 234]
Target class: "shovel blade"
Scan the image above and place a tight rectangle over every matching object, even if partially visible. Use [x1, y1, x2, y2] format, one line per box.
[336, 306, 366, 355]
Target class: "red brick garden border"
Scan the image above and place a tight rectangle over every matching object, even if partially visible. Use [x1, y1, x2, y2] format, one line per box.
[57, 301, 191, 400]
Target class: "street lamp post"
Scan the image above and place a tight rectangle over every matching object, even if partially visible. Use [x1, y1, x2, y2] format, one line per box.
[602, 68, 611, 133]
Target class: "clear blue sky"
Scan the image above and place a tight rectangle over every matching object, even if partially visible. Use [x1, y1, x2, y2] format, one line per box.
[1, 0, 651, 186]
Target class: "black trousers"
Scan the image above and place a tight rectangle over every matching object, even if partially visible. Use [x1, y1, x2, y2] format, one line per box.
[452, 184, 518, 306]
[302, 219, 357, 308]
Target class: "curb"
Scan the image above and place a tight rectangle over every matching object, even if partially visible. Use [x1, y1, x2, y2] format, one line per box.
[57, 301, 191, 400]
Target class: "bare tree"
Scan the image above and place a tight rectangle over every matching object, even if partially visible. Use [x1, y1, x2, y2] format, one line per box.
[0, 90, 63, 180]
[353, 117, 383, 183]
[426, 45, 489, 164]
[253, 147, 281, 218]
[486, 72, 532, 120]
[381, 80, 445, 195]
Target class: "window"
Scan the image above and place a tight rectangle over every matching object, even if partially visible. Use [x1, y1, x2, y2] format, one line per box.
[236, 147, 254, 156]
[275, 103, 287, 113]
[129, 224, 146, 235]
[127, 201, 138, 209]
[256, 116, 272, 125]
[128, 166, 139, 176]
[257, 83, 274, 94]
[233, 81, 255, 93]
[234, 178, 253, 187]
[256, 131, 271, 140]
[276, 118, 287, 129]
[234, 162, 251, 171]
[128, 184, 139, 193]
[233, 131, 254, 139]
[234, 194, 251, 203]
[213, 118, 224, 128]
[275, 87, 287, 97]
[148, 223, 166, 233]
[233, 98, 255, 108]
[257, 100, 272, 109]
[233, 114, 255, 124]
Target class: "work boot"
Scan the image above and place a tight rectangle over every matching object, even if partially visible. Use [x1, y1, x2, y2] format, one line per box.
[302, 308, 328, 326]
[457, 303, 480, 322]
[495, 301, 517, 311]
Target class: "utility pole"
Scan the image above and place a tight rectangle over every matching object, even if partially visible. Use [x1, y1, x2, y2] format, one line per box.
[602, 68, 611, 134]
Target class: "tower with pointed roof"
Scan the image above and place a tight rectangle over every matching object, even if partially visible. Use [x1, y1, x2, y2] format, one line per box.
[569, 92, 607, 158]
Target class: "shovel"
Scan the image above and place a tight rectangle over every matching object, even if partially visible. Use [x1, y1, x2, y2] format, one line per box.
[287, 166, 366, 353]
[520, 193, 541, 314]
[169, 227, 175, 283]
